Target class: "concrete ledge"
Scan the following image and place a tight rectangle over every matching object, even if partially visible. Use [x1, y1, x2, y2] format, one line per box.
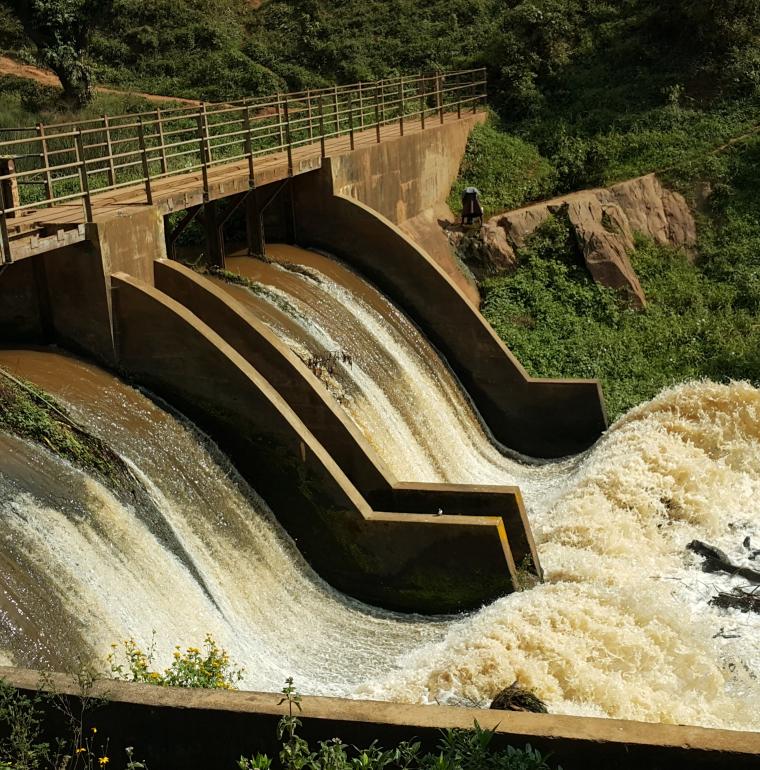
[292, 167, 608, 458]
[370, 482, 541, 579]
[153, 260, 538, 579]
[110, 272, 516, 612]
[1, 668, 758, 770]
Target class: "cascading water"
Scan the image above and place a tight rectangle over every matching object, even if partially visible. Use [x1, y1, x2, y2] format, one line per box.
[0, 349, 448, 694]
[201, 245, 760, 729]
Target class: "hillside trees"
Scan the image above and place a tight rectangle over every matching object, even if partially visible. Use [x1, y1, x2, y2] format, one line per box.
[1, 0, 106, 106]
[90, 0, 283, 100]
[649, 0, 760, 95]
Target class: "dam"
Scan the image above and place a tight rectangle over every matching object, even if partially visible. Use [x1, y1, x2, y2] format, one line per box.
[0, 69, 759, 766]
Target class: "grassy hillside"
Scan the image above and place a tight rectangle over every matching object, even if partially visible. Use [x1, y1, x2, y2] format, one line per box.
[2, 0, 760, 416]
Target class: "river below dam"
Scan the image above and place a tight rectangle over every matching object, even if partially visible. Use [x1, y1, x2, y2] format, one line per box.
[1, 245, 760, 730]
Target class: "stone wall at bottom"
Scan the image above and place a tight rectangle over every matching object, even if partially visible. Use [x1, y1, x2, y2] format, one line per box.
[0, 668, 757, 770]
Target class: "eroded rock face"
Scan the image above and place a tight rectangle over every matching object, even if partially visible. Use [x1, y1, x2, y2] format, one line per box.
[478, 174, 697, 309]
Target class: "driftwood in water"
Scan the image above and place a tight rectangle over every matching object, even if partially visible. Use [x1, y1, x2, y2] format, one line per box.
[687, 540, 760, 583]
[490, 682, 548, 713]
[711, 587, 760, 614]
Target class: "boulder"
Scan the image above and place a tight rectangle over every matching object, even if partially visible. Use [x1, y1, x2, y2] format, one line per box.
[448, 222, 517, 279]
[565, 198, 645, 308]
[480, 173, 698, 307]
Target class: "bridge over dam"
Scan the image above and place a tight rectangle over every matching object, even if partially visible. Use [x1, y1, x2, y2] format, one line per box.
[0, 70, 607, 614]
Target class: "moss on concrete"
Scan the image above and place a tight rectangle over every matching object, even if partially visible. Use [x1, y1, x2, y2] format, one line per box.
[0, 368, 129, 489]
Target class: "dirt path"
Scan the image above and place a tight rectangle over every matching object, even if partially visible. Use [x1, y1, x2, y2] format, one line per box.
[0, 55, 201, 106]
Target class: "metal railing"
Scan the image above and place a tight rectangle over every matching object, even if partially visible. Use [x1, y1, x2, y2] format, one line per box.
[0, 68, 486, 263]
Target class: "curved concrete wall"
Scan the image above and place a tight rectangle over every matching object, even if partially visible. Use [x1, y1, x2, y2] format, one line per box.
[153, 259, 392, 497]
[153, 259, 541, 577]
[3, 668, 759, 770]
[110, 272, 517, 612]
[292, 166, 607, 458]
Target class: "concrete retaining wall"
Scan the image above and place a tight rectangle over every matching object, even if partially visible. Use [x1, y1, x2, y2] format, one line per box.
[0, 258, 46, 342]
[330, 116, 478, 224]
[111, 273, 517, 612]
[328, 114, 482, 304]
[292, 167, 607, 458]
[2, 669, 758, 770]
[152, 260, 540, 576]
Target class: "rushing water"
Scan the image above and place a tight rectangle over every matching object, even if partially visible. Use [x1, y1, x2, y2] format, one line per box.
[0, 349, 447, 694]
[1, 248, 760, 729]
[203, 246, 760, 729]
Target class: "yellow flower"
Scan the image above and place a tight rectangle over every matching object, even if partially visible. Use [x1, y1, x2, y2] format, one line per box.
[75, 748, 86, 755]
[91, 727, 97, 735]
[98, 757, 109, 766]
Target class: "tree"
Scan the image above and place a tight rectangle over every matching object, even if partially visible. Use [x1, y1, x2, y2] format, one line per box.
[1, 0, 108, 107]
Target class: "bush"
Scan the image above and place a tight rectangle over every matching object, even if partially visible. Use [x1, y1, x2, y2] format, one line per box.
[240, 679, 559, 770]
[108, 635, 244, 690]
[449, 117, 556, 216]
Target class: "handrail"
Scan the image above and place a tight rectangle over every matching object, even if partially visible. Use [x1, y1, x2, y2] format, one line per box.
[0, 68, 486, 263]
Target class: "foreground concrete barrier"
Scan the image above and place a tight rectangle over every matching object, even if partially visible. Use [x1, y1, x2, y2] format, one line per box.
[1, 669, 758, 770]
[153, 259, 541, 576]
[292, 165, 607, 458]
[110, 272, 519, 612]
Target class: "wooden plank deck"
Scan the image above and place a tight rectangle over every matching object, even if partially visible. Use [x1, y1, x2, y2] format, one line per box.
[5, 112, 470, 262]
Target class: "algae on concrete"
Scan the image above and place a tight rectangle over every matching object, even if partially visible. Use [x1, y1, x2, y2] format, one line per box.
[0, 367, 129, 489]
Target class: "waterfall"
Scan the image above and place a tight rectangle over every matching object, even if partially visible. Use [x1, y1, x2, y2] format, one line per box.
[0, 349, 447, 695]
[203, 246, 760, 729]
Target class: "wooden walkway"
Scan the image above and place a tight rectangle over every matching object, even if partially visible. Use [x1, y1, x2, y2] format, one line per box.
[0, 70, 486, 263]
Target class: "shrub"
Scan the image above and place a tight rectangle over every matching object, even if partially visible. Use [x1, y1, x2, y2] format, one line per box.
[449, 117, 556, 216]
[108, 634, 244, 690]
[240, 679, 559, 770]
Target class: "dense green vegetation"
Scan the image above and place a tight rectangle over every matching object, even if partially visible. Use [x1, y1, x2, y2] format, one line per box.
[1, 0, 760, 415]
[0, 368, 127, 486]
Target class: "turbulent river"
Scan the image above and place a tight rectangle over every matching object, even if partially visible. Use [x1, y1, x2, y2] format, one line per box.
[1, 244, 760, 730]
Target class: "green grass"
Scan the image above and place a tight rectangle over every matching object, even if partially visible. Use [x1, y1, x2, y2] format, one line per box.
[448, 116, 556, 216]
[0, 369, 128, 487]
[480, 136, 760, 421]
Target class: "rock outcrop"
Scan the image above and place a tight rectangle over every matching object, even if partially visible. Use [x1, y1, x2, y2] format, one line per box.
[463, 174, 697, 309]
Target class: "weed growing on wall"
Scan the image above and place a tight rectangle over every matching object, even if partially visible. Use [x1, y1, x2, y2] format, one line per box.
[107, 634, 244, 689]
[0, 369, 127, 488]
[239, 680, 559, 770]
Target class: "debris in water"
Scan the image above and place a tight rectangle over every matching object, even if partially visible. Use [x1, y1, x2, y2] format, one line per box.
[711, 587, 760, 614]
[490, 682, 548, 713]
[687, 540, 760, 583]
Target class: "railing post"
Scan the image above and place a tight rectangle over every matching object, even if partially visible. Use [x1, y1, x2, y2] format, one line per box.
[155, 108, 168, 175]
[374, 86, 381, 144]
[358, 82, 364, 129]
[137, 117, 153, 205]
[0, 183, 11, 264]
[306, 89, 314, 141]
[197, 112, 209, 198]
[420, 75, 426, 131]
[437, 73, 445, 124]
[283, 98, 293, 176]
[471, 76, 477, 114]
[243, 106, 255, 186]
[276, 94, 285, 148]
[74, 130, 93, 223]
[333, 85, 340, 135]
[0, 158, 19, 221]
[398, 78, 405, 136]
[36, 123, 54, 204]
[318, 96, 326, 158]
[200, 102, 213, 162]
[380, 79, 386, 124]
[348, 93, 355, 151]
[101, 116, 116, 188]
